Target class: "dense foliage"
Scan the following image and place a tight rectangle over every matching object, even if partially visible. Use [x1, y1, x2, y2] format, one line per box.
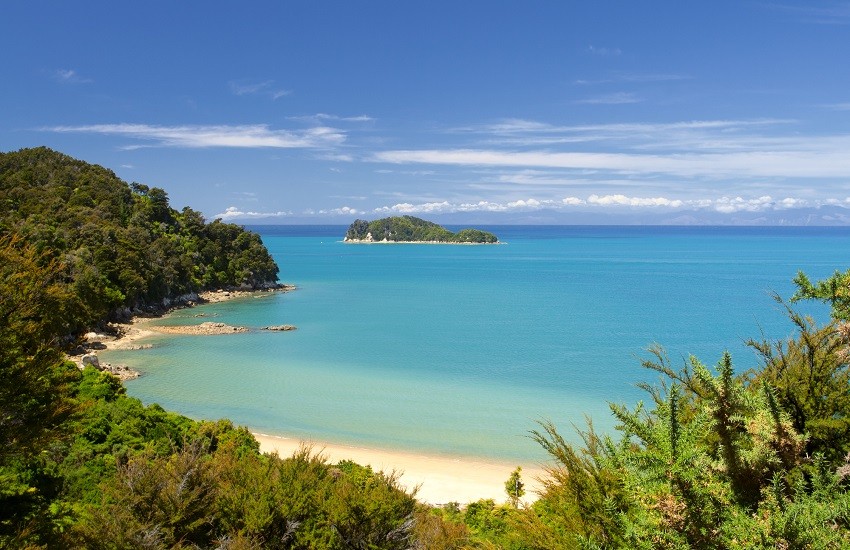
[0, 146, 279, 330]
[444, 278, 850, 549]
[344, 216, 499, 243]
[0, 151, 437, 548]
[2, 147, 849, 548]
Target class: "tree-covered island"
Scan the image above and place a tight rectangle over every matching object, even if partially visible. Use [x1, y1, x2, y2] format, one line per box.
[344, 216, 499, 243]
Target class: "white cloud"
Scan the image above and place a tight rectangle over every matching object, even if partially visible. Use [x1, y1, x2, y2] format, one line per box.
[215, 206, 291, 220]
[374, 201, 453, 214]
[506, 198, 542, 208]
[452, 118, 797, 150]
[587, 45, 622, 56]
[713, 196, 775, 213]
[575, 92, 641, 105]
[289, 113, 375, 123]
[778, 197, 807, 209]
[372, 138, 850, 178]
[375, 198, 565, 215]
[316, 152, 355, 162]
[319, 206, 364, 216]
[54, 69, 92, 84]
[46, 123, 346, 149]
[588, 194, 684, 207]
[365, 194, 844, 216]
[497, 170, 599, 187]
[229, 79, 291, 99]
[823, 102, 850, 111]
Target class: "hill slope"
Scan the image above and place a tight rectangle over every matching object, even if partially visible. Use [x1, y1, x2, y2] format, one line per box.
[0, 146, 279, 329]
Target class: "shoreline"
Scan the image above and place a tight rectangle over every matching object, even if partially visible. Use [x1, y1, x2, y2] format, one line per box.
[342, 239, 504, 245]
[253, 432, 546, 506]
[73, 285, 550, 506]
[67, 286, 296, 377]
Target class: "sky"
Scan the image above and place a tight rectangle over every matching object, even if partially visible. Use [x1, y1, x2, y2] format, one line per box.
[3, 1, 850, 224]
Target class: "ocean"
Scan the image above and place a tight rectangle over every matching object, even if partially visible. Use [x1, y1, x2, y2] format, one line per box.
[103, 225, 849, 463]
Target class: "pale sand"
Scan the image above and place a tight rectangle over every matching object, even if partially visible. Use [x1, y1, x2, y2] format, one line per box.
[254, 433, 546, 506]
[86, 291, 550, 506]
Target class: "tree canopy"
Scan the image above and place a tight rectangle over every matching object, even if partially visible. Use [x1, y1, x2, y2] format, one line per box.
[0, 146, 279, 328]
[344, 216, 499, 243]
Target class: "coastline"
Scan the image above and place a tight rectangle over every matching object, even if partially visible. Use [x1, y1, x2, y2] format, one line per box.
[67, 286, 295, 377]
[74, 285, 549, 506]
[342, 239, 503, 245]
[253, 432, 545, 506]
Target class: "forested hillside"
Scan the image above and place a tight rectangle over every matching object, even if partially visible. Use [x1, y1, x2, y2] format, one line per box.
[0, 147, 279, 332]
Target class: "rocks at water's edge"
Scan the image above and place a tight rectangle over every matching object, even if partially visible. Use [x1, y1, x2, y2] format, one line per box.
[263, 325, 297, 331]
[72, 352, 140, 381]
[153, 322, 249, 335]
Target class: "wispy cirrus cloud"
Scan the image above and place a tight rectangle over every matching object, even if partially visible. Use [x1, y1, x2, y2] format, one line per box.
[288, 113, 375, 123]
[215, 206, 292, 220]
[452, 118, 796, 149]
[770, 3, 850, 24]
[822, 102, 850, 111]
[44, 123, 346, 149]
[376, 117, 850, 182]
[229, 79, 291, 99]
[54, 69, 92, 84]
[587, 45, 622, 56]
[574, 92, 641, 105]
[575, 73, 690, 85]
[373, 145, 850, 179]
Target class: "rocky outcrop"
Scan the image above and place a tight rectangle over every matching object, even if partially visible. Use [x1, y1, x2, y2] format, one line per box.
[102, 363, 140, 381]
[152, 322, 249, 335]
[263, 325, 297, 331]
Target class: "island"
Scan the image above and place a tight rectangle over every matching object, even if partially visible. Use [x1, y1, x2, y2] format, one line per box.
[344, 215, 499, 243]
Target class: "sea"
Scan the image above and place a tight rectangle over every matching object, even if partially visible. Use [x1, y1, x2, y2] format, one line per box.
[102, 225, 849, 464]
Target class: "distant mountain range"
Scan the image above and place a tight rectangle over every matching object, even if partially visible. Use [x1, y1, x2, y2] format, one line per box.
[249, 205, 850, 226]
[427, 205, 850, 226]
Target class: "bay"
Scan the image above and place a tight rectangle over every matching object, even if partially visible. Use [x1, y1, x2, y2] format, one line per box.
[103, 225, 849, 463]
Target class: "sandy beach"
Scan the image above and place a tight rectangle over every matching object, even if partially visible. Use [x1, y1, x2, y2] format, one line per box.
[254, 432, 546, 506]
[76, 287, 549, 506]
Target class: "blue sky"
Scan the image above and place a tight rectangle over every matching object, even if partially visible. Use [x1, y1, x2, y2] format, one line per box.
[3, 1, 850, 223]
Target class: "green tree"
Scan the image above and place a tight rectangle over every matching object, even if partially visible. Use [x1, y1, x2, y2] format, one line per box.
[792, 269, 850, 320]
[504, 467, 525, 507]
[749, 303, 850, 466]
[0, 235, 82, 546]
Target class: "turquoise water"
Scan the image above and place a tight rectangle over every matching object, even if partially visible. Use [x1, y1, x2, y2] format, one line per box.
[104, 226, 849, 463]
